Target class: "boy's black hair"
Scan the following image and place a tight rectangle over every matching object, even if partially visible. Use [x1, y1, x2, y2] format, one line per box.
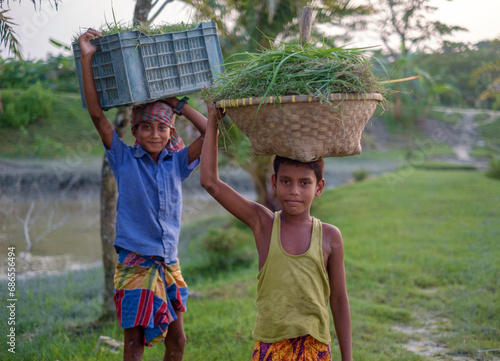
[273, 156, 324, 183]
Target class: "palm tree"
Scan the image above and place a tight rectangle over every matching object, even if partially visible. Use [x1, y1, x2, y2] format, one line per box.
[0, 0, 61, 59]
[0, 9, 22, 59]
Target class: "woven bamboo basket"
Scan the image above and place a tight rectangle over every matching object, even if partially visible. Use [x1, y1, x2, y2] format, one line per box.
[216, 93, 384, 162]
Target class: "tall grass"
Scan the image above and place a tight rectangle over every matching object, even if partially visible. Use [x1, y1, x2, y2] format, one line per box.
[1, 170, 498, 360]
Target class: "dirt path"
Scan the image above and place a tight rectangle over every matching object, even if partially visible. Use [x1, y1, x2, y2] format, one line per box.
[421, 107, 497, 163]
[393, 311, 500, 361]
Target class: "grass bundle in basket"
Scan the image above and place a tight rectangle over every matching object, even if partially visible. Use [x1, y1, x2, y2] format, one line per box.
[204, 42, 387, 102]
[203, 42, 388, 161]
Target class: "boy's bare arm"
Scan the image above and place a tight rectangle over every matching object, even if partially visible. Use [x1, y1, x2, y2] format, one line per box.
[163, 97, 207, 164]
[326, 224, 353, 361]
[78, 29, 114, 149]
[200, 103, 272, 235]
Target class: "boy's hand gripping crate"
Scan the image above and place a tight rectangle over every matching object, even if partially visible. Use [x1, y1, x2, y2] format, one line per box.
[73, 21, 224, 110]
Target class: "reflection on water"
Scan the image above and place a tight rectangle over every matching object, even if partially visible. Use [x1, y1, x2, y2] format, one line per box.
[0, 192, 229, 279]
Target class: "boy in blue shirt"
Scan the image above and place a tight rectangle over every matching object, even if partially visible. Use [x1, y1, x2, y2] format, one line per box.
[78, 29, 207, 361]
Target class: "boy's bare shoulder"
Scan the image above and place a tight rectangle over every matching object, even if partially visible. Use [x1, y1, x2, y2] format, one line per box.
[321, 222, 344, 248]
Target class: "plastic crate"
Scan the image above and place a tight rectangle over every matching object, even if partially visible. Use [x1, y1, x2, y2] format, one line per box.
[73, 21, 224, 110]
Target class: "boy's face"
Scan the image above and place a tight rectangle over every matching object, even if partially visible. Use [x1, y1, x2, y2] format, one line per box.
[272, 162, 325, 216]
[132, 121, 172, 157]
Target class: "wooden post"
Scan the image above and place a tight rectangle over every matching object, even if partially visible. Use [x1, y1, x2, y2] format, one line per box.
[300, 6, 314, 46]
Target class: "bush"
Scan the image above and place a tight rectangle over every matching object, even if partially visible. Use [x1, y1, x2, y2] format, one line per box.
[352, 169, 370, 182]
[0, 82, 54, 128]
[486, 157, 500, 180]
[202, 227, 256, 272]
[33, 134, 64, 157]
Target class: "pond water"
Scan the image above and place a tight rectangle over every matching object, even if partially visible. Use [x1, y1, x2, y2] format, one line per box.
[0, 156, 399, 279]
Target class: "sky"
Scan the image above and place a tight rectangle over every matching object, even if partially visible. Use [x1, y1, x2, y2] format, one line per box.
[1, 0, 499, 60]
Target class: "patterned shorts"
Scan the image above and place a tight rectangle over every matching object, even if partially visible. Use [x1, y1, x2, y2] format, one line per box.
[252, 335, 332, 361]
[113, 249, 188, 346]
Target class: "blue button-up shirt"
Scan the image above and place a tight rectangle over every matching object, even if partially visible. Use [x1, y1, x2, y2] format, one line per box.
[105, 131, 199, 262]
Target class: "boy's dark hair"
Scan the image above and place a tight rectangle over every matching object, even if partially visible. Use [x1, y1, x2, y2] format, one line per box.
[273, 156, 324, 183]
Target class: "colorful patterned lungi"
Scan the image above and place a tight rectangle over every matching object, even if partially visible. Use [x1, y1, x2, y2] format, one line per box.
[114, 249, 188, 346]
[252, 335, 332, 361]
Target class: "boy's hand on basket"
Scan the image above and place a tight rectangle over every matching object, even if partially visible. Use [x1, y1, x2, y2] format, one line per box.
[78, 29, 102, 58]
[207, 102, 225, 125]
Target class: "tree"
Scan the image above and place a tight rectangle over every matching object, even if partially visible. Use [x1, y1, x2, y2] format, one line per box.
[0, 0, 61, 59]
[0, 9, 22, 59]
[471, 57, 500, 109]
[0, 1, 61, 130]
[364, 0, 467, 58]
[184, 0, 372, 54]
[355, 0, 467, 122]
[408, 39, 500, 108]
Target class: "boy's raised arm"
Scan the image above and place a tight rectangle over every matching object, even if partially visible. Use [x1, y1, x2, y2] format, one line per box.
[78, 29, 114, 149]
[200, 103, 271, 232]
[163, 97, 207, 163]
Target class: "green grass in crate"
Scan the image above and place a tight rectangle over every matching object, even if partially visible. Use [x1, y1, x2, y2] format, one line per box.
[73, 22, 198, 42]
[102, 21, 197, 36]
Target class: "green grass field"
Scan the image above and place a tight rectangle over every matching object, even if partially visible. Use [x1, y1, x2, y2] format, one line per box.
[2, 169, 499, 361]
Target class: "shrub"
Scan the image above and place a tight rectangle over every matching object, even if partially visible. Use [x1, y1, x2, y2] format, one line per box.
[201, 227, 255, 272]
[0, 82, 54, 128]
[33, 134, 64, 157]
[352, 169, 370, 182]
[486, 157, 500, 181]
[473, 113, 491, 123]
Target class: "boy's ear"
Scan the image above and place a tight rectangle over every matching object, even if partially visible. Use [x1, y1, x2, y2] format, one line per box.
[131, 126, 138, 138]
[315, 178, 325, 196]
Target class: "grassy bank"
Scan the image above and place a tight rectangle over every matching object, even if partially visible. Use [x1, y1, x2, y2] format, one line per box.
[1, 169, 499, 360]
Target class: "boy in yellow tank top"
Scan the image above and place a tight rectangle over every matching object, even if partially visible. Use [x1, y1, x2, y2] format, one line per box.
[200, 104, 352, 361]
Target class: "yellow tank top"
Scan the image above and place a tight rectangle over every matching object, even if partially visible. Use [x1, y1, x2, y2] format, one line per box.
[252, 211, 331, 344]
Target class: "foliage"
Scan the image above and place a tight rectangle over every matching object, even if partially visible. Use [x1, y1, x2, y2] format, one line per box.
[347, 0, 468, 123]
[185, 220, 256, 276]
[0, 9, 22, 59]
[32, 134, 65, 157]
[379, 52, 434, 124]
[414, 40, 500, 108]
[428, 109, 463, 124]
[476, 115, 500, 154]
[0, 81, 54, 128]
[471, 57, 500, 110]
[0, 88, 109, 157]
[486, 157, 500, 180]
[0, 0, 62, 59]
[0, 54, 79, 92]
[351, 169, 370, 182]
[202, 227, 255, 270]
[204, 41, 387, 102]
[0, 0, 62, 10]
[358, 0, 467, 57]
[184, 0, 373, 55]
